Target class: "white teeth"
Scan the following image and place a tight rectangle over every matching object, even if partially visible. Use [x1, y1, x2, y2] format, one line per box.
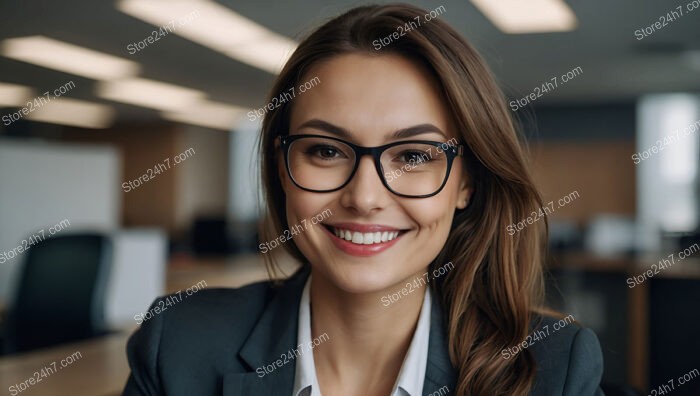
[351, 232, 363, 244]
[331, 227, 401, 245]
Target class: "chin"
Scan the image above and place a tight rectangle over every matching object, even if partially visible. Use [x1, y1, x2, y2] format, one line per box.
[317, 260, 404, 295]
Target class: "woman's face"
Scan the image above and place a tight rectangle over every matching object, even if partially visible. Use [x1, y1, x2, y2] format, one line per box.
[279, 53, 471, 295]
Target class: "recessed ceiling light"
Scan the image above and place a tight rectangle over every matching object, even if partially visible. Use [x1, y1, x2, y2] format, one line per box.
[0, 82, 34, 107]
[0, 36, 140, 80]
[162, 100, 249, 130]
[96, 78, 206, 111]
[116, 0, 296, 74]
[470, 0, 578, 33]
[26, 98, 116, 129]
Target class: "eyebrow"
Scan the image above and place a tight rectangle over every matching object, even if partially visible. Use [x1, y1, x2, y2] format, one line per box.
[295, 118, 448, 141]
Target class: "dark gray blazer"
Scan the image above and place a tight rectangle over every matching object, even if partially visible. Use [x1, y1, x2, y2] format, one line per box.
[122, 267, 605, 395]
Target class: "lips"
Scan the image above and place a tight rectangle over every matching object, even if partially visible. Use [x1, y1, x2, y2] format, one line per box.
[321, 222, 409, 257]
[330, 226, 400, 245]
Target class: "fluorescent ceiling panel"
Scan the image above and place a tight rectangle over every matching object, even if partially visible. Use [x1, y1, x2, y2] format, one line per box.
[97, 78, 206, 111]
[0, 82, 34, 107]
[26, 98, 116, 129]
[117, 0, 296, 74]
[1, 36, 140, 80]
[470, 0, 577, 33]
[162, 100, 248, 130]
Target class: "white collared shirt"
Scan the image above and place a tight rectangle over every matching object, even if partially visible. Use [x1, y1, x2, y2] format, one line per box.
[293, 275, 431, 396]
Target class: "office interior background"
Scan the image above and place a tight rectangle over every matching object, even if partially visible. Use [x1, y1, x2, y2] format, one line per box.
[1, 0, 699, 395]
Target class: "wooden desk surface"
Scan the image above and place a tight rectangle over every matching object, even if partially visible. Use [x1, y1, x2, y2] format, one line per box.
[0, 254, 299, 396]
[0, 332, 131, 396]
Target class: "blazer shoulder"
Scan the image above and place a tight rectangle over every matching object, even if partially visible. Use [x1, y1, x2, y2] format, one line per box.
[127, 276, 290, 363]
[150, 277, 288, 336]
[123, 276, 299, 395]
[529, 315, 605, 396]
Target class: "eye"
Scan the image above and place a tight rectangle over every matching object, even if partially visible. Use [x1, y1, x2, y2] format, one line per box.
[397, 150, 432, 164]
[306, 144, 346, 160]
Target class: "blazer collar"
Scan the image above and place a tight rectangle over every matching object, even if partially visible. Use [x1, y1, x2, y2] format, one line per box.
[224, 267, 308, 395]
[225, 267, 456, 395]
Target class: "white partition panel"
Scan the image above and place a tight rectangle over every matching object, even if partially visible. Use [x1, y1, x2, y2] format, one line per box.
[0, 138, 120, 301]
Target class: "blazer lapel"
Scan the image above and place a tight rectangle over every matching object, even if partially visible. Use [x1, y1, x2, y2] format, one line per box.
[223, 267, 311, 395]
[223, 269, 457, 395]
[422, 288, 457, 394]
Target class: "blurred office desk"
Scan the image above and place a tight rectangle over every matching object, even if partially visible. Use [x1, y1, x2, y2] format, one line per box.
[166, 252, 300, 293]
[548, 252, 700, 393]
[0, 254, 298, 396]
[0, 331, 130, 396]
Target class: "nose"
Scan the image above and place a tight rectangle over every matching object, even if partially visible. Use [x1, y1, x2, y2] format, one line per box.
[338, 154, 392, 215]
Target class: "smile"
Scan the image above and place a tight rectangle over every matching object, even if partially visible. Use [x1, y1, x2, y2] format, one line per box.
[330, 227, 400, 245]
[321, 223, 409, 257]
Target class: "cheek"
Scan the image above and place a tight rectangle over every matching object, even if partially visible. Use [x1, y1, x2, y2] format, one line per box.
[404, 197, 456, 236]
[285, 192, 331, 223]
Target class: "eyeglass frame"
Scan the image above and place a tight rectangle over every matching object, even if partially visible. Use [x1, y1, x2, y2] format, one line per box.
[277, 133, 465, 198]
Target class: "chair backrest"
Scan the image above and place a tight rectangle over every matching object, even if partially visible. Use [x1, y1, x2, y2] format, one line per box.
[3, 233, 112, 354]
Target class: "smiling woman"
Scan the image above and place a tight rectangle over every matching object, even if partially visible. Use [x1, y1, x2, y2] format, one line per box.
[122, 4, 604, 396]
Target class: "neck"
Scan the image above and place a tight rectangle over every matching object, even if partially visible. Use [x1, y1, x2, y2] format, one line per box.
[309, 269, 427, 395]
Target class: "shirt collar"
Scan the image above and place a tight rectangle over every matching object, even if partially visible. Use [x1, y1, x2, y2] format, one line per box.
[293, 275, 432, 396]
[293, 275, 322, 396]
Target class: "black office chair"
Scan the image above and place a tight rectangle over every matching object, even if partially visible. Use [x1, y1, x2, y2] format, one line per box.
[2, 233, 112, 354]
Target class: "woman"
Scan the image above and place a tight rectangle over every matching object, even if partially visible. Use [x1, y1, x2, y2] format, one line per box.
[123, 4, 604, 396]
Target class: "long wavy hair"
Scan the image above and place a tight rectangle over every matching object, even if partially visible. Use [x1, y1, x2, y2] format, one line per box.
[257, 4, 547, 395]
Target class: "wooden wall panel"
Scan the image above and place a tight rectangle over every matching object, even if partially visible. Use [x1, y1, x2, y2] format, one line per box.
[528, 141, 636, 224]
[64, 124, 180, 234]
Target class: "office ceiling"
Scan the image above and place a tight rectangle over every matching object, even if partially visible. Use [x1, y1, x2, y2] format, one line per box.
[0, 0, 699, 124]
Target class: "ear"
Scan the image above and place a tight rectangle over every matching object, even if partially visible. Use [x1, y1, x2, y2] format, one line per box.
[455, 171, 472, 210]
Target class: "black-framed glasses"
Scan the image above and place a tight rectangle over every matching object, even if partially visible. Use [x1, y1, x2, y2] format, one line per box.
[277, 133, 464, 198]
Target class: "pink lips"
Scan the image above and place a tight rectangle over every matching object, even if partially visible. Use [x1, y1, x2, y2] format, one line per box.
[321, 222, 407, 257]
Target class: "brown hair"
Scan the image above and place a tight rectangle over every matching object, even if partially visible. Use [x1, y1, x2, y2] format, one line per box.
[258, 4, 547, 395]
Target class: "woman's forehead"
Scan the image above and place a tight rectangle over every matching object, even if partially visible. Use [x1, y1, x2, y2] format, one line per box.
[290, 53, 456, 142]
